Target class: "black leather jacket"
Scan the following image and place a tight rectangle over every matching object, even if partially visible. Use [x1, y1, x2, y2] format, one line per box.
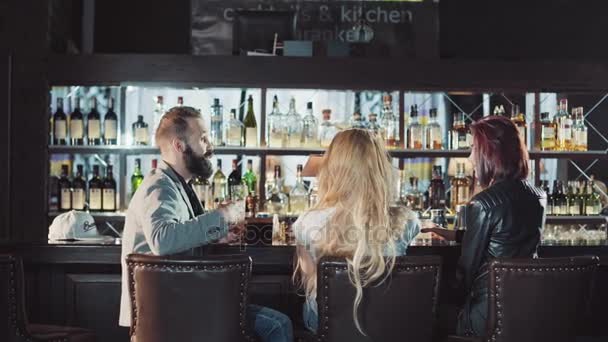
[458, 179, 547, 295]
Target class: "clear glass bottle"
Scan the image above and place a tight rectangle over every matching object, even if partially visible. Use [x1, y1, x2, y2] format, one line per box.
[225, 109, 244, 146]
[267, 95, 285, 148]
[425, 108, 442, 150]
[510, 104, 526, 145]
[450, 163, 471, 211]
[267, 165, 288, 215]
[191, 176, 208, 208]
[349, 112, 368, 129]
[406, 176, 423, 211]
[555, 99, 573, 151]
[152, 96, 164, 145]
[210, 98, 224, 146]
[451, 113, 469, 150]
[290, 164, 309, 215]
[212, 159, 227, 203]
[540, 112, 557, 151]
[318, 109, 338, 147]
[285, 97, 303, 148]
[132, 115, 149, 145]
[573, 107, 588, 151]
[244, 95, 258, 147]
[407, 104, 424, 149]
[301, 102, 319, 148]
[381, 93, 399, 148]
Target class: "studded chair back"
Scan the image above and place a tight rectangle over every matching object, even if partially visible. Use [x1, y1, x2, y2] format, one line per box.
[316, 255, 442, 342]
[486, 256, 598, 342]
[127, 253, 253, 342]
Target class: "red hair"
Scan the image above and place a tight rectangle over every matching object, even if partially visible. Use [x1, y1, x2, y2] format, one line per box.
[470, 115, 529, 188]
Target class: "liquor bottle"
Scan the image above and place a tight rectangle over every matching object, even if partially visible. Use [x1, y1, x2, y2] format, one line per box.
[242, 159, 257, 194]
[104, 97, 118, 145]
[88, 165, 103, 212]
[573, 107, 588, 151]
[319, 109, 338, 147]
[152, 96, 164, 144]
[58, 164, 72, 212]
[451, 113, 469, 150]
[191, 176, 209, 208]
[567, 182, 582, 216]
[407, 105, 424, 149]
[308, 182, 319, 208]
[267, 95, 285, 147]
[428, 165, 446, 209]
[72, 164, 86, 211]
[540, 180, 552, 215]
[267, 165, 288, 215]
[225, 109, 244, 146]
[349, 112, 367, 129]
[227, 159, 242, 200]
[177, 96, 184, 107]
[246, 191, 258, 218]
[102, 165, 117, 212]
[212, 159, 227, 203]
[301, 102, 319, 148]
[244, 95, 258, 147]
[406, 176, 423, 211]
[87, 98, 102, 145]
[210, 98, 224, 146]
[555, 99, 573, 151]
[450, 163, 471, 211]
[367, 113, 383, 136]
[290, 164, 309, 215]
[585, 181, 602, 215]
[285, 97, 303, 148]
[132, 115, 149, 145]
[70, 97, 85, 145]
[425, 108, 442, 150]
[540, 112, 556, 151]
[131, 158, 144, 197]
[53, 98, 68, 145]
[552, 181, 567, 216]
[381, 93, 399, 148]
[510, 104, 526, 145]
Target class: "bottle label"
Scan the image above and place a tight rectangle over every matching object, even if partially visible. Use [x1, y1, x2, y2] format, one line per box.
[574, 131, 587, 149]
[55, 120, 67, 139]
[72, 189, 85, 210]
[569, 204, 581, 216]
[89, 189, 102, 210]
[135, 127, 149, 144]
[88, 119, 101, 139]
[269, 134, 284, 148]
[105, 120, 118, 140]
[245, 127, 258, 147]
[226, 127, 243, 146]
[70, 119, 83, 139]
[102, 189, 115, 210]
[60, 189, 71, 210]
[559, 127, 572, 140]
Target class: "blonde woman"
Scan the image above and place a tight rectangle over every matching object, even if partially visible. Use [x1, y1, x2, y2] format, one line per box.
[293, 129, 420, 334]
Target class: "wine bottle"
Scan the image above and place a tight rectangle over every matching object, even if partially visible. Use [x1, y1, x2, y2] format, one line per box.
[70, 97, 85, 145]
[53, 98, 68, 145]
[88, 165, 103, 212]
[104, 97, 118, 145]
[244, 95, 258, 147]
[102, 165, 117, 212]
[87, 98, 102, 145]
[58, 164, 72, 212]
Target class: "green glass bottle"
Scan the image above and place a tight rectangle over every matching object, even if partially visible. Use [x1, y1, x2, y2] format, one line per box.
[131, 158, 144, 197]
[242, 159, 257, 194]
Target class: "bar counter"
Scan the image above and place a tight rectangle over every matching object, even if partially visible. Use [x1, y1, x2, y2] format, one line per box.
[1, 241, 606, 342]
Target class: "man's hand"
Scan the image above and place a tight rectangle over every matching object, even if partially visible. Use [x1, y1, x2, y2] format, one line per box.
[216, 201, 246, 226]
[218, 222, 246, 244]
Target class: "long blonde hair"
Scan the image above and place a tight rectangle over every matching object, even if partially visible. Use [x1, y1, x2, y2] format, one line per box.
[294, 129, 408, 334]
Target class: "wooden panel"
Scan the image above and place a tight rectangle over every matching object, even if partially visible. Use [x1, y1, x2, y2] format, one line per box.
[65, 274, 129, 342]
[47, 54, 608, 92]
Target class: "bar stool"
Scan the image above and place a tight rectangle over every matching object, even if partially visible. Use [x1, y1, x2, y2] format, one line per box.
[0, 254, 96, 342]
[309, 255, 442, 342]
[448, 256, 598, 342]
[126, 253, 255, 342]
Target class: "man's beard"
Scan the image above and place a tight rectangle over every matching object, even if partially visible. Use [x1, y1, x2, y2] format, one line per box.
[183, 144, 213, 180]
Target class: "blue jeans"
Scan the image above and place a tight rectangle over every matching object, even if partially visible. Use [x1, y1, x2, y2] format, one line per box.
[247, 304, 293, 342]
[303, 299, 318, 333]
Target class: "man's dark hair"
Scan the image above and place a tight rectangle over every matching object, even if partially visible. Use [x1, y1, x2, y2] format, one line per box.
[154, 106, 202, 151]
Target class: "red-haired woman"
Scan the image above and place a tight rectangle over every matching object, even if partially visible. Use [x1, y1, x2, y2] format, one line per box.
[423, 115, 547, 337]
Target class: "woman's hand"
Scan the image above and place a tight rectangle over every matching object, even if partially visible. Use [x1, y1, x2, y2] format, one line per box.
[421, 226, 458, 241]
